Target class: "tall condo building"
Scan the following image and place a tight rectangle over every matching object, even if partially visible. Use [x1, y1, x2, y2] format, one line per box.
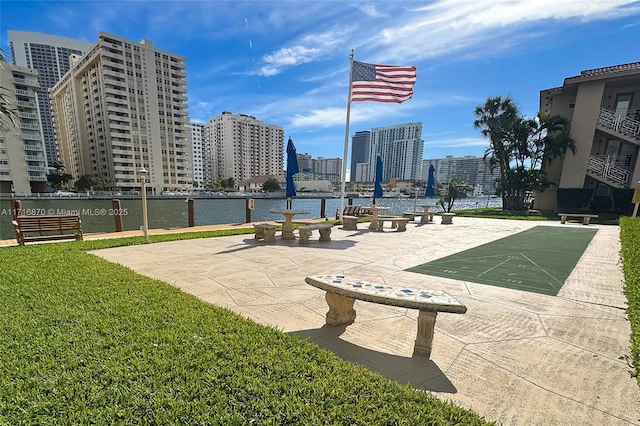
[368, 122, 423, 181]
[205, 112, 284, 187]
[0, 57, 48, 195]
[187, 121, 205, 188]
[8, 31, 92, 167]
[50, 32, 190, 194]
[423, 155, 498, 195]
[350, 130, 370, 182]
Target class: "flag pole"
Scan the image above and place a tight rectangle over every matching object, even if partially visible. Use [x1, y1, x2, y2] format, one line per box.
[339, 49, 354, 222]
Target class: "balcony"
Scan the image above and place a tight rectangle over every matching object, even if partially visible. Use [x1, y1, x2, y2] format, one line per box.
[13, 78, 39, 88]
[16, 100, 37, 109]
[20, 122, 41, 131]
[22, 132, 42, 141]
[27, 165, 46, 172]
[25, 155, 45, 162]
[586, 155, 633, 188]
[597, 108, 640, 142]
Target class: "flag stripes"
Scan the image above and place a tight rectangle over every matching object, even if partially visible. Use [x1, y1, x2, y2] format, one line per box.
[351, 61, 417, 103]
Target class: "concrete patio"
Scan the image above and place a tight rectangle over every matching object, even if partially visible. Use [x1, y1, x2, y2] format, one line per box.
[90, 217, 639, 425]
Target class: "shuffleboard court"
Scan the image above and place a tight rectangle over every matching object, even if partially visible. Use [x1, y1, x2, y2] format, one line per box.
[406, 226, 597, 296]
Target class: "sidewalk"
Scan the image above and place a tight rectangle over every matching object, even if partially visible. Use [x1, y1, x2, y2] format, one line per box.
[74, 218, 640, 424]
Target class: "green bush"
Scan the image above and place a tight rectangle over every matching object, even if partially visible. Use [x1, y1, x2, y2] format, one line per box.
[557, 188, 594, 212]
[620, 217, 640, 386]
[590, 195, 613, 213]
[612, 189, 634, 215]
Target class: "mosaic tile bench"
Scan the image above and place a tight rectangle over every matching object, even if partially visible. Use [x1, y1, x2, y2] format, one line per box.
[305, 274, 467, 358]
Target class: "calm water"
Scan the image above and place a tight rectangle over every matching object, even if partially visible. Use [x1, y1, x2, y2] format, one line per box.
[0, 196, 502, 240]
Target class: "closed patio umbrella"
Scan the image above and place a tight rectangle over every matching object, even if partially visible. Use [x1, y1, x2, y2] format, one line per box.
[285, 137, 299, 209]
[373, 155, 383, 205]
[425, 164, 436, 197]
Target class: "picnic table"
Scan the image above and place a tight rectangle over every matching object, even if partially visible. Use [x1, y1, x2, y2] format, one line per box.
[269, 209, 310, 240]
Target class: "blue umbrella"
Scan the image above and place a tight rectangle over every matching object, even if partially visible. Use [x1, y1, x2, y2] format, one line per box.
[285, 137, 299, 207]
[425, 164, 436, 197]
[373, 155, 384, 204]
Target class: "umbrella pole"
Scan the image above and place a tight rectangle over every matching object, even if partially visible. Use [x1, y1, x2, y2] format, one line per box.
[287, 198, 292, 210]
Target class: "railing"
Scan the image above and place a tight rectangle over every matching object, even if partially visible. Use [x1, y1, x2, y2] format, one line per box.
[598, 108, 640, 140]
[587, 155, 632, 187]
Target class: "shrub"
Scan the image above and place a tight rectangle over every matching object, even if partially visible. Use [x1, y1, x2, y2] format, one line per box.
[557, 188, 593, 212]
[620, 217, 640, 387]
[590, 195, 613, 213]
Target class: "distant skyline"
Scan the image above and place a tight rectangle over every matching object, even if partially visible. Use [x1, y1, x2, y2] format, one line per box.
[2, 1, 640, 163]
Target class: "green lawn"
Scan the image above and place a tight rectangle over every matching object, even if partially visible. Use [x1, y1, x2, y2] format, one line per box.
[407, 226, 597, 296]
[0, 235, 492, 425]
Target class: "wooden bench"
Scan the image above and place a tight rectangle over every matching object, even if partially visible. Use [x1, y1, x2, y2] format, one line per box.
[558, 213, 599, 225]
[375, 216, 411, 232]
[12, 214, 83, 245]
[341, 215, 359, 231]
[305, 274, 467, 358]
[402, 211, 434, 224]
[298, 224, 333, 244]
[253, 223, 278, 242]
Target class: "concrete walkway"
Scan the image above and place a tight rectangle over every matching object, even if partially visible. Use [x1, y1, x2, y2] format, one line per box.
[87, 217, 639, 425]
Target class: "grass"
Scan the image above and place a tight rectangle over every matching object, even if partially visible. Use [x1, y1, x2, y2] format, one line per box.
[451, 207, 621, 224]
[0, 234, 493, 425]
[620, 217, 640, 386]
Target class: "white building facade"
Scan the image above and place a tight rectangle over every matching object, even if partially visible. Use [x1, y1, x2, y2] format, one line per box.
[50, 32, 190, 194]
[0, 57, 48, 196]
[8, 31, 91, 168]
[187, 121, 205, 188]
[423, 155, 498, 195]
[368, 122, 423, 181]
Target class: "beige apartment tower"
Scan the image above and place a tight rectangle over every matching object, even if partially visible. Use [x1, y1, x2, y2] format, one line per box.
[50, 32, 190, 194]
[536, 62, 640, 211]
[0, 57, 48, 196]
[205, 112, 284, 187]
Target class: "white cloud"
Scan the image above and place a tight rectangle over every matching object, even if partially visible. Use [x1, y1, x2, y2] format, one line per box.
[425, 137, 489, 148]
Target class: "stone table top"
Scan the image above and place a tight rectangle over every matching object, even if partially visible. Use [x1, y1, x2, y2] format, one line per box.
[305, 274, 467, 314]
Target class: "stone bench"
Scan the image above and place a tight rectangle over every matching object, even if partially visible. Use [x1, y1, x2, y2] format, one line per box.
[341, 215, 359, 231]
[375, 216, 411, 232]
[12, 214, 83, 245]
[402, 211, 435, 224]
[558, 213, 599, 225]
[298, 223, 333, 244]
[253, 223, 278, 242]
[305, 274, 467, 358]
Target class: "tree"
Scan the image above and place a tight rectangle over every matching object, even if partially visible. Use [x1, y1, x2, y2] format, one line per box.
[73, 174, 114, 191]
[262, 177, 281, 192]
[46, 162, 72, 190]
[474, 96, 575, 211]
[437, 178, 471, 212]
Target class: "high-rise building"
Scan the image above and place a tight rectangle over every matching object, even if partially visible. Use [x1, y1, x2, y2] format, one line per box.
[423, 155, 497, 195]
[0, 57, 48, 196]
[187, 121, 205, 188]
[368, 122, 423, 181]
[205, 112, 284, 187]
[50, 32, 190, 194]
[313, 157, 342, 182]
[350, 130, 370, 182]
[8, 31, 92, 168]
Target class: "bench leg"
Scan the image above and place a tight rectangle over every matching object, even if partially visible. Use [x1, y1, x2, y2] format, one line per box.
[583, 217, 591, 225]
[264, 228, 276, 243]
[318, 228, 331, 242]
[255, 228, 265, 239]
[325, 292, 356, 325]
[342, 218, 357, 231]
[298, 229, 312, 244]
[560, 215, 567, 224]
[420, 214, 428, 224]
[414, 310, 437, 358]
[396, 221, 407, 232]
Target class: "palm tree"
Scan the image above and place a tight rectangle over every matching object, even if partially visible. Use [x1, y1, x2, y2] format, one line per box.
[474, 96, 575, 210]
[473, 96, 519, 209]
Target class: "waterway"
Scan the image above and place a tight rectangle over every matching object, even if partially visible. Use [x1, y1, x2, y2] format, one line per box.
[0, 196, 502, 240]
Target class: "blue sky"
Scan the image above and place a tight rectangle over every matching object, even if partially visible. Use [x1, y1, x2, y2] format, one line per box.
[2, 0, 640, 162]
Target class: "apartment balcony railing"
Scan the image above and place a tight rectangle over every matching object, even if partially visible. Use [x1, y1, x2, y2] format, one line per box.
[13, 78, 39, 88]
[587, 155, 632, 188]
[598, 108, 640, 141]
[16, 100, 37, 109]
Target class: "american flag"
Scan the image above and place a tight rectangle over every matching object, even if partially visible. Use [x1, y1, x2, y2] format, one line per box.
[351, 60, 417, 103]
